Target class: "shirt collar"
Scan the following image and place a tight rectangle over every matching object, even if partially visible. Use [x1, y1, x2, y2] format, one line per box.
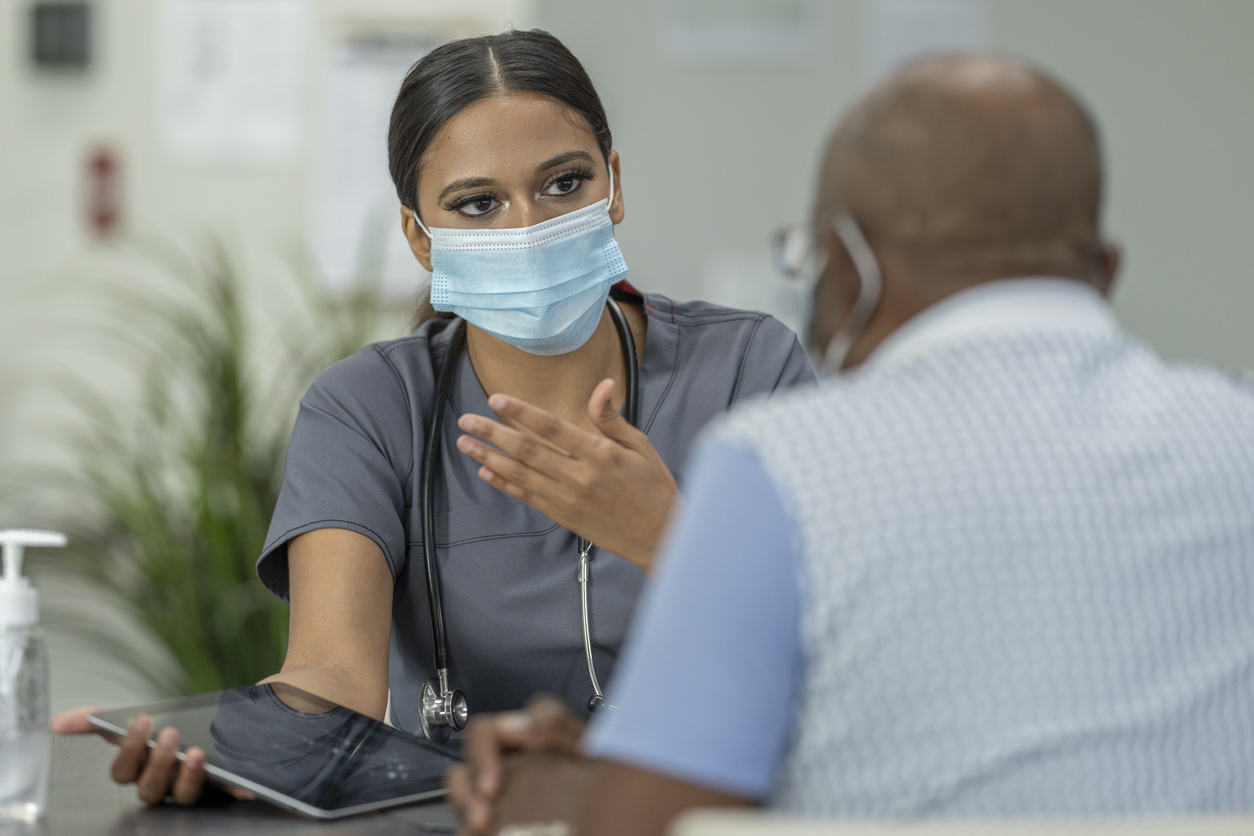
[862, 277, 1119, 373]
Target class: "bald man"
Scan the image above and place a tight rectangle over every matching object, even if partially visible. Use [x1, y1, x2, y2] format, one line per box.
[449, 54, 1254, 834]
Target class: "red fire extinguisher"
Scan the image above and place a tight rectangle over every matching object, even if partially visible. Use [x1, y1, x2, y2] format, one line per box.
[85, 145, 121, 239]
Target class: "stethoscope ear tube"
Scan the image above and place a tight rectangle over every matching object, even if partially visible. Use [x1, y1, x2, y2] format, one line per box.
[420, 319, 468, 741]
[608, 298, 640, 427]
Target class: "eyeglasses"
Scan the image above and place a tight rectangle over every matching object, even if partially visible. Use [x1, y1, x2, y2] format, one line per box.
[771, 224, 825, 284]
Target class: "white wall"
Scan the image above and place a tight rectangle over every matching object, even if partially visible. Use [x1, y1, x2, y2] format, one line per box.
[3, 0, 1253, 710]
[537, 0, 1254, 370]
[0, 0, 534, 712]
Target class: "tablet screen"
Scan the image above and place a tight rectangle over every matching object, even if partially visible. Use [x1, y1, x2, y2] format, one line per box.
[90, 683, 460, 817]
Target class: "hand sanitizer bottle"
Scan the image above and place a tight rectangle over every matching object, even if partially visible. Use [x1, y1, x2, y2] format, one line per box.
[0, 529, 64, 823]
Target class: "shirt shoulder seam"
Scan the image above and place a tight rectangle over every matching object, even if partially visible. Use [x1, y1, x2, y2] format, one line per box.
[729, 317, 765, 405]
[643, 320, 683, 433]
[263, 518, 396, 567]
[370, 343, 418, 486]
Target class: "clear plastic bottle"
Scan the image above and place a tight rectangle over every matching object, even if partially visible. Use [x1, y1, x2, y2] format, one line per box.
[0, 530, 64, 823]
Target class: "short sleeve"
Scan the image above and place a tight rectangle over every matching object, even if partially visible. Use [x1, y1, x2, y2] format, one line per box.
[256, 345, 415, 600]
[581, 438, 804, 799]
[734, 316, 816, 403]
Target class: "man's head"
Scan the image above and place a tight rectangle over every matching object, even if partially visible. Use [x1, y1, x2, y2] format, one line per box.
[809, 53, 1121, 368]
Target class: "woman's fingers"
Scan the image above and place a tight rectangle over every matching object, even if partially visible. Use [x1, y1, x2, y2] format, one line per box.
[458, 390, 678, 572]
[50, 706, 102, 735]
[487, 393, 603, 458]
[170, 746, 207, 806]
[110, 715, 152, 784]
[134, 726, 181, 805]
[458, 410, 581, 470]
[457, 434, 565, 505]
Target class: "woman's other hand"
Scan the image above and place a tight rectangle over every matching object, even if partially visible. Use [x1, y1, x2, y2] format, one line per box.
[456, 379, 680, 573]
[52, 707, 209, 805]
[446, 696, 588, 835]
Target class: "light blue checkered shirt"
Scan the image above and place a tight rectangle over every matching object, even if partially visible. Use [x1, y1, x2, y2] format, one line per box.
[587, 278, 1254, 816]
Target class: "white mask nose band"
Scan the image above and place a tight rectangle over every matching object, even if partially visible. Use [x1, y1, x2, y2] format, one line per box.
[412, 161, 615, 240]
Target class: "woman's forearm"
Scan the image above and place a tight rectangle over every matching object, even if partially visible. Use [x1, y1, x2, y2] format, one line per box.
[260, 663, 389, 721]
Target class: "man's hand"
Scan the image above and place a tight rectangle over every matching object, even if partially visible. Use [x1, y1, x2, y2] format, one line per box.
[455, 379, 679, 574]
[447, 697, 588, 835]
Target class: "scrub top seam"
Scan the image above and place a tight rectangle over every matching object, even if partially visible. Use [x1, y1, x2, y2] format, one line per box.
[644, 291, 676, 323]
[768, 343, 806, 392]
[372, 342, 418, 488]
[408, 520, 566, 549]
[266, 518, 396, 571]
[664, 311, 770, 326]
[729, 317, 765, 406]
[642, 316, 683, 434]
[298, 402, 397, 466]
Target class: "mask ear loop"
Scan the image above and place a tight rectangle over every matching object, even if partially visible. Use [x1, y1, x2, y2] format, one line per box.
[820, 213, 883, 373]
[411, 205, 433, 240]
[410, 155, 616, 239]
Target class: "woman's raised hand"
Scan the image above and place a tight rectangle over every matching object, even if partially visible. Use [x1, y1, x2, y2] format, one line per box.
[455, 379, 680, 574]
[52, 706, 210, 805]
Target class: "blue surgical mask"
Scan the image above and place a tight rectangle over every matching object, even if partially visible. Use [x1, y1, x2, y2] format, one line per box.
[413, 169, 627, 356]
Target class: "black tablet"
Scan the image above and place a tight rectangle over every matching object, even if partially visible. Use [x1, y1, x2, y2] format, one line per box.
[88, 683, 460, 820]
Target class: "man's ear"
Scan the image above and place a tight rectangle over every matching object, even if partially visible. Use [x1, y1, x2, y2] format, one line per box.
[608, 149, 625, 225]
[402, 207, 433, 273]
[1096, 241, 1121, 297]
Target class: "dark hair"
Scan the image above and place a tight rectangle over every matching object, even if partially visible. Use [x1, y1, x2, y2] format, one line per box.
[388, 29, 613, 328]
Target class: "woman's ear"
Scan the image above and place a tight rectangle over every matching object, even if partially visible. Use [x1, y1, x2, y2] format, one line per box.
[608, 149, 625, 225]
[401, 207, 433, 272]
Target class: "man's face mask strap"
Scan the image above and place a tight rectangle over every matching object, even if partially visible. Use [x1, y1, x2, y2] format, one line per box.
[817, 213, 884, 374]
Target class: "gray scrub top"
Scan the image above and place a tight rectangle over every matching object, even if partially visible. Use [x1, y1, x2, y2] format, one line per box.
[257, 288, 814, 733]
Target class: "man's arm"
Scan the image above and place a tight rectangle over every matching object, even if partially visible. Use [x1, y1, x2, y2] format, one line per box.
[579, 760, 752, 836]
[450, 437, 805, 835]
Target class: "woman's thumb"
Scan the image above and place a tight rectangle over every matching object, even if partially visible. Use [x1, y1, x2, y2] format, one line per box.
[589, 379, 634, 443]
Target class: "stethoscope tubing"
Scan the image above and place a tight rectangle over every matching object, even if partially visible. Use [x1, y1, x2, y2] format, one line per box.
[421, 299, 639, 717]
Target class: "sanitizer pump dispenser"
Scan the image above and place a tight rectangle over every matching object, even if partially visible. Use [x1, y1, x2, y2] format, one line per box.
[0, 529, 64, 822]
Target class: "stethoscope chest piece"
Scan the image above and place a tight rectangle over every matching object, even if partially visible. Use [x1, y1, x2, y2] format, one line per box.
[420, 675, 468, 744]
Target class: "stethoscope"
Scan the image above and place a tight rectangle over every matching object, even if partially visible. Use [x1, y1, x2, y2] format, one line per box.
[418, 299, 639, 743]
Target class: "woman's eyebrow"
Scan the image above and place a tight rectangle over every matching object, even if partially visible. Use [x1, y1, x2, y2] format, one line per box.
[535, 150, 595, 172]
[438, 177, 495, 201]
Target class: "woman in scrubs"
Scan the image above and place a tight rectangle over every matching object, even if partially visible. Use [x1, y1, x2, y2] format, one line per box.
[55, 28, 812, 803]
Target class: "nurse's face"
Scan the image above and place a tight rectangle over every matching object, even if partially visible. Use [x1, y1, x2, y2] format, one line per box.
[402, 91, 625, 273]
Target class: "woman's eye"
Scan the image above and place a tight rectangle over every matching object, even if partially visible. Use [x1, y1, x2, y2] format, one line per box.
[457, 196, 498, 217]
[544, 175, 584, 196]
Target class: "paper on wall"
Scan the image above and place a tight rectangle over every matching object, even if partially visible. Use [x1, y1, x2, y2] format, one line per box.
[314, 33, 439, 297]
[659, 0, 824, 65]
[863, 0, 989, 81]
[159, 0, 304, 160]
